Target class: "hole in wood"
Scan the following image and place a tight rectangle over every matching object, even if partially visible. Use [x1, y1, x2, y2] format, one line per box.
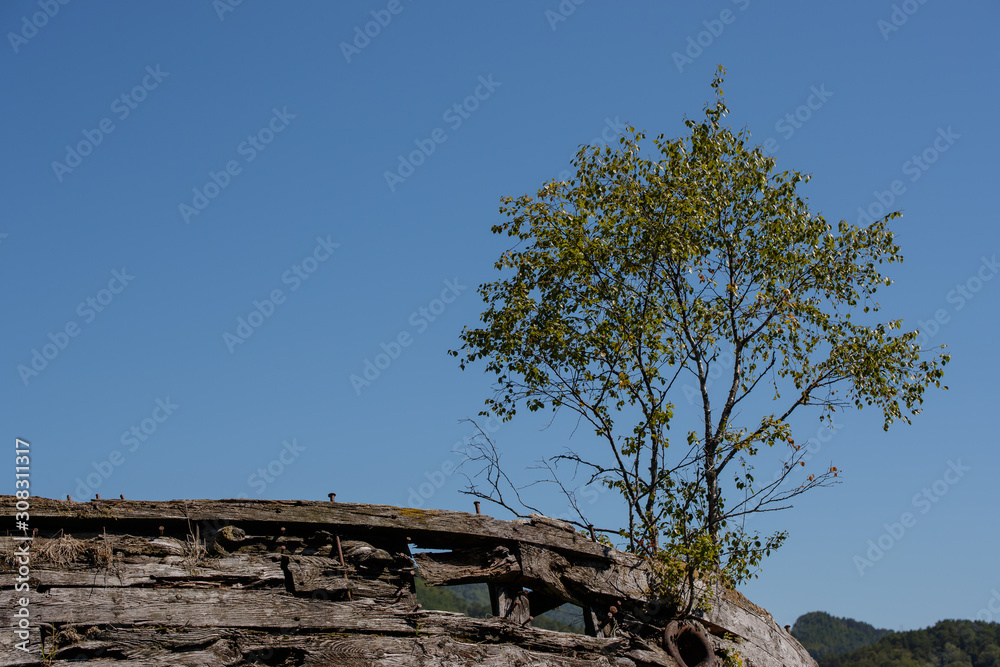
[663, 620, 717, 667]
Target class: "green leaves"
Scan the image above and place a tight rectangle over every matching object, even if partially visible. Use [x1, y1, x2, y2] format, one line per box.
[452, 65, 949, 603]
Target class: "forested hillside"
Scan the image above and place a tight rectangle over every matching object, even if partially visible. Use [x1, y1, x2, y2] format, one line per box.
[793, 612, 1000, 666]
[792, 610, 894, 658]
[415, 578, 585, 633]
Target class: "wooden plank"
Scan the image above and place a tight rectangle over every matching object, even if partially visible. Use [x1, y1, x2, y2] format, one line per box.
[7, 610, 673, 666]
[414, 545, 520, 586]
[1, 496, 612, 561]
[488, 583, 531, 625]
[416, 541, 657, 612]
[0, 556, 285, 589]
[38, 631, 659, 666]
[19, 587, 415, 631]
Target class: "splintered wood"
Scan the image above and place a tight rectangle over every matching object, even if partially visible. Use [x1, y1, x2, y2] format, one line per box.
[0, 497, 816, 666]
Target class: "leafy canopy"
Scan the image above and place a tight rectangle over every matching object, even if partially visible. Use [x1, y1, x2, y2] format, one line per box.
[453, 67, 948, 596]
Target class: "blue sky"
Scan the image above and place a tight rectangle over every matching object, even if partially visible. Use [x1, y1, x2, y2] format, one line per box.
[4, 0, 998, 633]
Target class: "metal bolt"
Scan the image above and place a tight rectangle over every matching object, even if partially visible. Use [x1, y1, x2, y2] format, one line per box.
[474, 501, 481, 514]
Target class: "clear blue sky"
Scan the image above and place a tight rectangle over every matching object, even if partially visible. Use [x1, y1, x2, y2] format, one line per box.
[4, 0, 998, 633]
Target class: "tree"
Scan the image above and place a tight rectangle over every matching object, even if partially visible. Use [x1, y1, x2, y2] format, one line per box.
[451, 67, 948, 602]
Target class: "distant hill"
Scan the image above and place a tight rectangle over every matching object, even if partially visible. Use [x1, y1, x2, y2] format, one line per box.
[792, 610, 894, 658]
[415, 578, 585, 634]
[793, 612, 1000, 667]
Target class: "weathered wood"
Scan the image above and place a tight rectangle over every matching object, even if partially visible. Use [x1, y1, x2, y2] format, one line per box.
[0, 497, 816, 666]
[18, 587, 415, 631]
[0, 557, 285, 589]
[414, 544, 520, 586]
[1, 609, 675, 666]
[7, 496, 612, 560]
[13, 629, 663, 666]
[417, 540, 660, 615]
[489, 583, 531, 626]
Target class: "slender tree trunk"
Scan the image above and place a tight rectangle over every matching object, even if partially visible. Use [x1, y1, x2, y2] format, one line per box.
[705, 440, 721, 545]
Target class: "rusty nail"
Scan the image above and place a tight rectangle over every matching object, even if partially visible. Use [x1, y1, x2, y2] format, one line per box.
[784, 625, 791, 632]
[280, 527, 286, 534]
[406, 536, 411, 542]
[522, 616, 534, 627]
[95, 493, 100, 500]
[158, 526, 164, 536]
[328, 493, 336, 502]
[66, 494, 71, 502]
[474, 501, 481, 514]
[335, 535, 346, 567]
[120, 494, 124, 500]
[609, 606, 618, 615]
[414, 603, 422, 612]
[588, 525, 597, 541]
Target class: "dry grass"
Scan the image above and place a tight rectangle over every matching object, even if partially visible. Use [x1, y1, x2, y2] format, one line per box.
[28, 530, 118, 570]
[183, 520, 207, 563]
[36, 531, 87, 566]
